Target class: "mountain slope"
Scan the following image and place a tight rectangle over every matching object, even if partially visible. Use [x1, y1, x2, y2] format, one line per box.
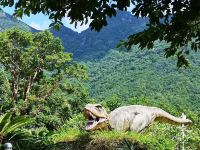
[51, 11, 147, 60]
[0, 9, 37, 32]
[3, 8, 200, 111]
[87, 42, 200, 111]
[1, 9, 147, 61]
[50, 26, 79, 53]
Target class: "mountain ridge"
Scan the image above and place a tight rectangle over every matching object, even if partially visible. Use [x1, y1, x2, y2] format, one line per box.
[0, 8, 38, 32]
[1, 9, 147, 61]
[51, 11, 148, 60]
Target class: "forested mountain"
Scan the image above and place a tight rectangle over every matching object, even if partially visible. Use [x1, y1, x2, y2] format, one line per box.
[0, 8, 37, 32]
[51, 11, 147, 60]
[2, 8, 200, 112]
[1, 8, 147, 61]
[87, 42, 200, 111]
[2, 8, 200, 111]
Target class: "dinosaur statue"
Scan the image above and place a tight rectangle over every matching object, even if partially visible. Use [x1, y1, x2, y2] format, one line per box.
[83, 104, 192, 132]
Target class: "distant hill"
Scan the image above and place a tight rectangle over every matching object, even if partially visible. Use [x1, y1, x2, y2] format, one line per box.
[87, 42, 200, 111]
[0, 9, 147, 61]
[0, 9, 37, 32]
[51, 11, 147, 61]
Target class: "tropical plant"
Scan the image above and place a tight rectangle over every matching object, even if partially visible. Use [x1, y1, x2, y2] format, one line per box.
[8, 127, 53, 150]
[0, 113, 33, 144]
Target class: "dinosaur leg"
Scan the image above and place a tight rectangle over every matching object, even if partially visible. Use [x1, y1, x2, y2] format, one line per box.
[130, 113, 151, 132]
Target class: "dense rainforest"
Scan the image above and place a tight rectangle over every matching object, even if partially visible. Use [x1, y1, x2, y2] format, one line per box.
[88, 43, 200, 111]
[0, 8, 200, 150]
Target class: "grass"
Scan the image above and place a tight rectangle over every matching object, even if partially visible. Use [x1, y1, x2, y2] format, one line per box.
[50, 128, 87, 143]
[50, 128, 176, 150]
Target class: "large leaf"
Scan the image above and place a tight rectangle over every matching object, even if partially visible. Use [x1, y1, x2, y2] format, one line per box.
[0, 113, 33, 137]
[0, 113, 11, 132]
[2, 116, 33, 135]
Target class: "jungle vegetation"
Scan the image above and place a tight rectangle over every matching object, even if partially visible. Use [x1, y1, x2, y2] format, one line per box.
[0, 28, 89, 149]
[0, 27, 199, 150]
[88, 42, 200, 111]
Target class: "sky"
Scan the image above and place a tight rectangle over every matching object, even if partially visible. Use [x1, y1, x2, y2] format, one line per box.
[2, 6, 89, 33]
[2, 2, 134, 33]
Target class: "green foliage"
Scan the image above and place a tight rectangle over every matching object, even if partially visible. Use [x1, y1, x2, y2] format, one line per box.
[0, 69, 10, 103]
[119, 0, 200, 67]
[51, 128, 85, 144]
[0, 28, 88, 130]
[50, 129, 175, 150]
[103, 95, 122, 111]
[92, 131, 175, 150]
[63, 113, 86, 130]
[8, 127, 52, 150]
[0, 113, 33, 144]
[0, 0, 120, 31]
[88, 43, 200, 111]
[50, 113, 86, 144]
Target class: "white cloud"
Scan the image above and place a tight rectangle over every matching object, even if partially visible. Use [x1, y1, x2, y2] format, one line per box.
[63, 17, 91, 33]
[30, 17, 90, 33]
[30, 22, 42, 30]
[30, 20, 51, 30]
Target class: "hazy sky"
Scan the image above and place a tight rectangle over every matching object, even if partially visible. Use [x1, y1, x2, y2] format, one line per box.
[2, 6, 89, 33]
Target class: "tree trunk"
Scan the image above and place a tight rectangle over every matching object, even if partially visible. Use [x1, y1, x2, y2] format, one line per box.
[24, 77, 32, 102]
[24, 70, 38, 101]
[12, 71, 19, 101]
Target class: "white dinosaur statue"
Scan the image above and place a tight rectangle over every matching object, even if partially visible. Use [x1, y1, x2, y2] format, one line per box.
[83, 104, 192, 132]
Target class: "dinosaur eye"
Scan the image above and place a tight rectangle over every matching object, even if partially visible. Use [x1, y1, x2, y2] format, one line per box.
[95, 105, 102, 109]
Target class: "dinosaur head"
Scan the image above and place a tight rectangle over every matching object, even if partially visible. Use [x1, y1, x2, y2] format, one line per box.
[83, 104, 109, 131]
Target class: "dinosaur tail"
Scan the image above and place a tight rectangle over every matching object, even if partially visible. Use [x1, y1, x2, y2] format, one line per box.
[154, 109, 192, 125]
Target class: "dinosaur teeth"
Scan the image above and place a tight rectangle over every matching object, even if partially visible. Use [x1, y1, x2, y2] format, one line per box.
[86, 120, 98, 130]
[84, 110, 108, 131]
[99, 118, 107, 123]
[89, 112, 96, 119]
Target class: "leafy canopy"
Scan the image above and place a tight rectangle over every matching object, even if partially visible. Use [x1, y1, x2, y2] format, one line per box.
[0, 0, 199, 67]
[0, 28, 88, 130]
[0, 28, 74, 101]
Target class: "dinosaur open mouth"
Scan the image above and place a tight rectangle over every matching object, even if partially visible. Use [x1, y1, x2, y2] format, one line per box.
[84, 110, 107, 130]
